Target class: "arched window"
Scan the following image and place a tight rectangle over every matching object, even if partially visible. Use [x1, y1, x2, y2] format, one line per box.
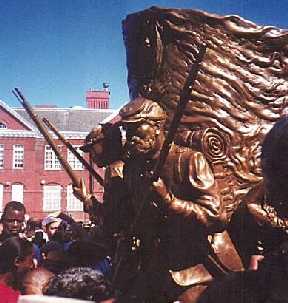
[67, 184, 83, 211]
[43, 184, 61, 211]
[0, 122, 7, 129]
[12, 183, 24, 203]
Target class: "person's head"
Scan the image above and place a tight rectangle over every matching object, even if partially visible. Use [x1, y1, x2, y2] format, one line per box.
[44, 267, 115, 302]
[66, 240, 108, 268]
[0, 237, 34, 277]
[1, 201, 26, 237]
[120, 97, 167, 160]
[41, 241, 67, 274]
[22, 267, 54, 295]
[261, 115, 288, 206]
[80, 123, 123, 167]
[26, 218, 42, 240]
[42, 216, 62, 240]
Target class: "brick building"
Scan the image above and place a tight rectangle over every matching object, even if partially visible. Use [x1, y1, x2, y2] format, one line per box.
[0, 89, 118, 221]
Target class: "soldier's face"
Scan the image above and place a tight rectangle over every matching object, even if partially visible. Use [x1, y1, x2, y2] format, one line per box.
[124, 122, 161, 159]
[89, 140, 106, 167]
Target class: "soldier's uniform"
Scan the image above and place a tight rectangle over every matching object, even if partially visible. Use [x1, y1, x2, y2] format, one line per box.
[119, 98, 244, 301]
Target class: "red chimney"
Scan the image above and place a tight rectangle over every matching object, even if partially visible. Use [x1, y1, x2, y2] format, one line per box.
[86, 89, 110, 109]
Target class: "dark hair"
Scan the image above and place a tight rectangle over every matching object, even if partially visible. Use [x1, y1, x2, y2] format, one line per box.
[0, 237, 32, 274]
[1, 201, 26, 222]
[27, 218, 42, 231]
[261, 116, 288, 198]
[44, 266, 114, 301]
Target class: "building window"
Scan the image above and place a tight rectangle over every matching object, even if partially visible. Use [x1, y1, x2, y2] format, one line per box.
[44, 145, 61, 170]
[0, 184, 3, 211]
[0, 145, 4, 169]
[11, 184, 24, 203]
[43, 185, 61, 211]
[67, 146, 83, 170]
[0, 122, 6, 129]
[13, 145, 24, 169]
[66, 184, 83, 211]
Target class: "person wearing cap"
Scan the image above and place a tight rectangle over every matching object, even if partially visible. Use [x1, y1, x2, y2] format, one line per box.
[42, 216, 62, 242]
[116, 97, 243, 302]
[119, 97, 225, 230]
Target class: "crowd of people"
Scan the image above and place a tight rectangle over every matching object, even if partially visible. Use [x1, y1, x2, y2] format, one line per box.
[0, 201, 116, 303]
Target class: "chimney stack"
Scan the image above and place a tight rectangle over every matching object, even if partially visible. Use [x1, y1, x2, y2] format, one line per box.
[86, 86, 110, 109]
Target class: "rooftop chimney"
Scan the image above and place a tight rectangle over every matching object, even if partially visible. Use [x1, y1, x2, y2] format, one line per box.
[86, 87, 110, 109]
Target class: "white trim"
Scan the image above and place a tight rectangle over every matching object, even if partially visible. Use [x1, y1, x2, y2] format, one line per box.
[0, 129, 40, 138]
[44, 145, 61, 170]
[66, 184, 83, 211]
[67, 146, 84, 170]
[0, 144, 4, 169]
[0, 184, 3, 211]
[43, 185, 61, 211]
[0, 99, 38, 131]
[12, 184, 24, 203]
[15, 107, 115, 113]
[13, 144, 24, 169]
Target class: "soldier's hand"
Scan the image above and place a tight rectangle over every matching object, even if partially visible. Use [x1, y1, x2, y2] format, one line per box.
[151, 177, 172, 204]
[73, 178, 93, 210]
[242, 181, 265, 205]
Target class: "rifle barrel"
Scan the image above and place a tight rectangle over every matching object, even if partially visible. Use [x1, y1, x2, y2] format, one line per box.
[153, 44, 206, 179]
[12, 88, 80, 187]
[42, 117, 104, 187]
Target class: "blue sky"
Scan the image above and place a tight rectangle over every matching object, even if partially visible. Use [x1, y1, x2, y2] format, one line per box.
[0, 0, 287, 109]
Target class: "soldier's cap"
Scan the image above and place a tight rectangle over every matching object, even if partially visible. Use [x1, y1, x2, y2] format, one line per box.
[119, 97, 166, 124]
[80, 126, 104, 153]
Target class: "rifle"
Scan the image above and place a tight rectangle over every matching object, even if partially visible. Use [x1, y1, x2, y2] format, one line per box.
[131, 44, 207, 228]
[12, 88, 81, 188]
[153, 44, 206, 180]
[112, 44, 207, 285]
[42, 117, 104, 187]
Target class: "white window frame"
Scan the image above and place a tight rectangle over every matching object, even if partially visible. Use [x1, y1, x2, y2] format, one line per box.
[0, 122, 7, 129]
[44, 145, 61, 170]
[67, 146, 84, 170]
[13, 144, 24, 169]
[11, 184, 24, 203]
[66, 184, 83, 211]
[43, 185, 61, 211]
[0, 184, 3, 211]
[0, 145, 4, 169]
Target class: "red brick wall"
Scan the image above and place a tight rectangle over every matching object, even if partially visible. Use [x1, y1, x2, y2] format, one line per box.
[0, 108, 30, 130]
[0, 136, 104, 222]
[86, 90, 110, 109]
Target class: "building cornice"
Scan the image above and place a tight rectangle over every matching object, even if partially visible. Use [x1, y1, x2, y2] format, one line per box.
[0, 129, 40, 138]
[15, 107, 116, 113]
[0, 129, 88, 139]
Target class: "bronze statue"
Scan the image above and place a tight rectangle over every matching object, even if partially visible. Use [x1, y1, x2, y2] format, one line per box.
[116, 97, 243, 302]
[196, 116, 288, 303]
[123, 6, 288, 217]
[15, 6, 288, 303]
[73, 123, 133, 254]
[118, 6, 288, 302]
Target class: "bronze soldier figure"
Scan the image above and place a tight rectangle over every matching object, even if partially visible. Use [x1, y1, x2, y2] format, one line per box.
[73, 123, 133, 255]
[117, 97, 243, 302]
